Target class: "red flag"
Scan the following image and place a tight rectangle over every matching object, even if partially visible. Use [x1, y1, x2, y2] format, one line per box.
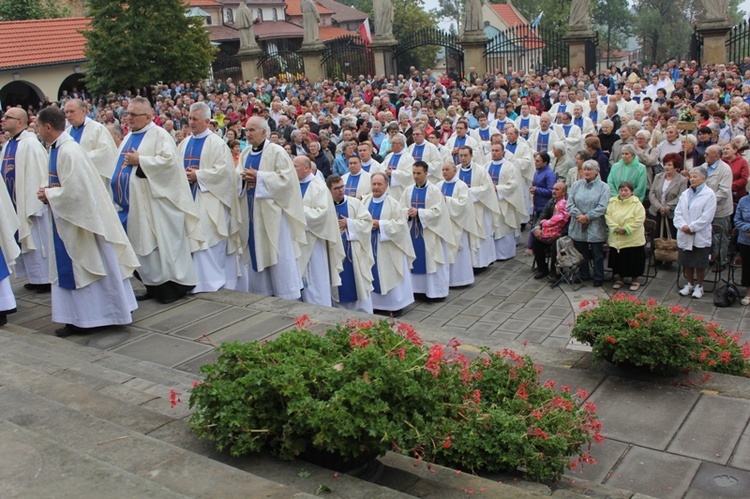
[359, 19, 372, 45]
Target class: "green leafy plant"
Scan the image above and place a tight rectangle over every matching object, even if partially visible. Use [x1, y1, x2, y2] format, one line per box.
[189, 318, 601, 481]
[572, 293, 750, 376]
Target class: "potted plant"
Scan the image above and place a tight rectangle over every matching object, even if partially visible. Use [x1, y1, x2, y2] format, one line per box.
[189, 318, 602, 481]
[571, 293, 750, 376]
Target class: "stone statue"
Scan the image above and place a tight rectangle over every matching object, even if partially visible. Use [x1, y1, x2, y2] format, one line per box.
[300, 0, 321, 45]
[464, 0, 483, 33]
[236, 0, 259, 50]
[702, 0, 729, 22]
[373, 0, 394, 40]
[568, 0, 591, 31]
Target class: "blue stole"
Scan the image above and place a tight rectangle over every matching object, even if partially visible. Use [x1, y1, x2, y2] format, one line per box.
[589, 111, 598, 124]
[632, 95, 642, 104]
[111, 132, 146, 231]
[558, 104, 567, 116]
[1, 138, 19, 208]
[487, 161, 503, 186]
[535, 132, 550, 153]
[441, 180, 456, 197]
[344, 173, 361, 197]
[452, 136, 467, 164]
[388, 153, 402, 184]
[519, 117, 530, 137]
[335, 199, 357, 303]
[367, 199, 385, 294]
[506, 142, 518, 155]
[479, 128, 491, 141]
[244, 151, 263, 272]
[459, 166, 473, 187]
[49, 146, 76, 290]
[574, 117, 584, 130]
[409, 185, 428, 275]
[0, 245, 8, 282]
[495, 120, 507, 133]
[69, 124, 85, 143]
[411, 144, 425, 161]
[361, 160, 374, 173]
[183, 136, 207, 199]
[562, 124, 573, 137]
[600, 95, 609, 105]
[300, 178, 311, 198]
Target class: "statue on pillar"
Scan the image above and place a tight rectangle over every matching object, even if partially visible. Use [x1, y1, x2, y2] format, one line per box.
[236, 0, 259, 50]
[301, 0, 321, 45]
[701, 0, 729, 22]
[373, 0, 394, 40]
[464, 0, 484, 33]
[568, 0, 592, 32]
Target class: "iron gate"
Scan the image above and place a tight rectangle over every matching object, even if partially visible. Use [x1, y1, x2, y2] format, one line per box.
[484, 24, 568, 75]
[392, 27, 463, 78]
[257, 39, 304, 82]
[690, 28, 703, 67]
[727, 17, 750, 64]
[322, 35, 375, 80]
[212, 42, 242, 83]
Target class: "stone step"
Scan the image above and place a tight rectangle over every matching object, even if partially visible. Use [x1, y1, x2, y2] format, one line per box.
[0, 386, 308, 498]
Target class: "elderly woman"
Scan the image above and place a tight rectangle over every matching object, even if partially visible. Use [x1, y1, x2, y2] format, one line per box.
[332, 141, 355, 176]
[733, 192, 750, 305]
[649, 152, 688, 240]
[567, 151, 590, 186]
[722, 141, 749, 204]
[673, 167, 718, 299]
[551, 141, 575, 180]
[598, 119, 618, 159]
[567, 160, 611, 287]
[633, 129, 660, 182]
[680, 134, 700, 176]
[606, 181, 647, 290]
[607, 144, 648, 201]
[609, 123, 633, 166]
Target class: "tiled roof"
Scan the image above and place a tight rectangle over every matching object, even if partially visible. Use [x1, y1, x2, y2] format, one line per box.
[207, 24, 241, 42]
[316, 0, 367, 22]
[319, 26, 358, 40]
[188, 0, 222, 6]
[489, 4, 527, 27]
[254, 20, 303, 40]
[0, 17, 89, 70]
[285, 0, 334, 17]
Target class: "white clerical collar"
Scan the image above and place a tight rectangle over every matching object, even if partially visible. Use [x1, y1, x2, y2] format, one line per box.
[130, 122, 155, 135]
[249, 139, 269, 155]
[193, 129, 212, 139]
[350, 170, 361, 177]
[479, 126, 489, 131]
[491, 160, 503, 165]
[301, 173, 315, 184]
[72, 116, 92, 129]
[445, 176, 458, 183]
[460, 163, 473, 171]
[539, 129, 550, 135]
[362, 158, 373, 165]
[372, 193, 387, 203]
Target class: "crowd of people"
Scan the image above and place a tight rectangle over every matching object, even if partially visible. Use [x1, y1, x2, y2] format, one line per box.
[6, 57, 750, 334]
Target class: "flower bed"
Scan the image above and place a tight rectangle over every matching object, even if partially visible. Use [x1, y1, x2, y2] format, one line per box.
[572, 293, 750, 376]
[188, 318, 601, 482]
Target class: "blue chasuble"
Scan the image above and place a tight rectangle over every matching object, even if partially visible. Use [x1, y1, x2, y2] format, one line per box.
[367, 200, 384, 294]
[344, 173, 361, 197]
[300, 178, 311, 198]
[562, 124, 573, 137]
[496, 120, 507, 133]
[478, 128, 491, 141]
[49, 146, 76, 290]
[335, 199, 357, 303]
[244, 151, 263, 272]
[0, 246, 8, 282]
[69, 124, 85, 143]
[452, 136, 467, 164]
[506, 142, 518, 155]
[487, 161, 503, 186]
[440, 181, 456, 197]
[409, 185, 428, 274]
[111, 133, 146, 231]
[183, 136, 207, 199]
[361, 160, 374, 173]
[589, 111, 598, 124]
[1, 138, 19, 208]
[574, 117, 584, 130]
[458, 166, 473, 187]
[411, 144, 425, 161]
[519, 117, 530, 137]
[535, 132, 550, 153]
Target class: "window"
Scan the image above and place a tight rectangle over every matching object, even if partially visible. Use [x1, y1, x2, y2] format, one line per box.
[272, 8, 278, 21]
[257, 9, 263, 21]
[225, 8, 233, 23]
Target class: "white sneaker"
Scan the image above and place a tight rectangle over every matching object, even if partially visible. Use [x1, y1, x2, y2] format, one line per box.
[692, 285, 704, 299]
[679, 283, 694, 296]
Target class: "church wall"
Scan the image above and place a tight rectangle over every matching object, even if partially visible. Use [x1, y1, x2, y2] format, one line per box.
[0, 64, 84, 104]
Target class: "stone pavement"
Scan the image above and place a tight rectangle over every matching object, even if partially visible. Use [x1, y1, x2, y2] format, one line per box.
[5, 247, 750, 498]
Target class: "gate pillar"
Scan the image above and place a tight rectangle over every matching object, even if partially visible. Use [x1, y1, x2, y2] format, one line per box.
[298, 42, 326, 83]
[696, 21, 731, 66]
[461, 30, 487, 78]
[237, 47, 263, 81]
[563, 29, 595, 72]
[372, 38, 397, 77]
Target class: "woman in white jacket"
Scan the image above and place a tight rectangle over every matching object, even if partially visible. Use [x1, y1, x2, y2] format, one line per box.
[673, 166, 717, 299]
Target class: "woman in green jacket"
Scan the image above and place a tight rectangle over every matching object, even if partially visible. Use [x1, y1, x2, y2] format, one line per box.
[607, 145, 648, 202]
[606, 181, 646, 290]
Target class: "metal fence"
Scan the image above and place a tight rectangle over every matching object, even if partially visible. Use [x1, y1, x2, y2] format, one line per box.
[211, 42, 242, 83]
[322, 35, 374, 80]
[485, 24, 568, 75]
[392, 27, 463, 77]
[257, 39, 304, 82]
[727, 17, 750, 64]
[690, 28, 703, 67]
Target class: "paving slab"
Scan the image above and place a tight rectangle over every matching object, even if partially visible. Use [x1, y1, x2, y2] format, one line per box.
[604, 445, 701, 498]
[588, 377, 700, 450]
[728, 423, 750, 471]
[564, 437, 630, 484]
[135, 299, 230, 332]
[667, 393, 750, 464]
[111, 333, 213, 368]
[684, 461, 750, 498]
[206, 312, 295, 343]
[168, 306, 259, 339]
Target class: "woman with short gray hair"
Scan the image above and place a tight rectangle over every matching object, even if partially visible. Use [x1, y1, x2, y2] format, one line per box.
[607, 144, 648, 201]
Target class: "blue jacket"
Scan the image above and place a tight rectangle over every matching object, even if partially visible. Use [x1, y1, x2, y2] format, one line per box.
[734, 195, 750, 245]
[532, 165, 557, 212]
[333, 153, 349, 176]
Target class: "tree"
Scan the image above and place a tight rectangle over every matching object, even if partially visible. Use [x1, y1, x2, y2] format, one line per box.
[433, 0, 464, 33]
[593, 0, 633, 67]
[490, 0, 572, 41]
[83, 0, 216, 96]
[0, 0, 69, 20]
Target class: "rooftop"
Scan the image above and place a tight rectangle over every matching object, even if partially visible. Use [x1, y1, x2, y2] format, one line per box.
[284, 0, 334, 17]
[0, 17, 89, 70]
[316, 0, 367, 22]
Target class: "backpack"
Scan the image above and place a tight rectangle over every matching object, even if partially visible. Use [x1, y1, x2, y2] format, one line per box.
[713, 284, 740, 307]
[556, 236, 584, 269]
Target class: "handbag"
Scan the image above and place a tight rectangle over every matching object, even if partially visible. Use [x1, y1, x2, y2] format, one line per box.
[653, 217, 678, 262]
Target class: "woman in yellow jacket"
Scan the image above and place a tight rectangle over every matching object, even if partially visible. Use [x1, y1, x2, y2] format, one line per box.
[606, 181, 646, 291]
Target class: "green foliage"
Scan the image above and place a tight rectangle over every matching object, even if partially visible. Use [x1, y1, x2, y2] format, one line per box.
[490, 0, 571, 41]
[0, 0, 69, 20]
[572, 293, 750, 375]
[189, 319, 602, 481]
[593, 0, 633, 59]
[432, 0, 464, 33]
[83, 0, 216, 96]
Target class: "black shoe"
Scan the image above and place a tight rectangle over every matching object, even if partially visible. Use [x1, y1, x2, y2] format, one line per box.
[593, 281, 603, 287]
[0, 313, 6, 327]
[547, 273, 560, 282]
[54, 324, 87, 338]
[135, 291, 154, 301]
[533, 270, 549, 280]
[24, 283, 51, 293]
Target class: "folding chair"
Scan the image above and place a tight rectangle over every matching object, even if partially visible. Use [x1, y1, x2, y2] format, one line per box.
[642, 219, 658, 285]
[551, 236, 584, 291]
[728, 228, 743, 286]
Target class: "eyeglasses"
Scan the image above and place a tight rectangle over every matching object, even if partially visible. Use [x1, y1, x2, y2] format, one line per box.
[124, 112, 148, 118]
[2, 116, 20, 121]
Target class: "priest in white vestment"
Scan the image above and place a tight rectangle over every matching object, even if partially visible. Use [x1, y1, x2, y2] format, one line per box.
[400, 161, 455, 300]
[64, 99, 118, 188]
[111, 97, 202, 304]
[486, 142, 527, 260]
[470, 114, 501, 156]
[1, 108, 50, 292]
[357, 141, 384, 174]
[0, 169, 20, 326]
[342, 155, 372, 198]
[35, 107, 140, 338]
[181, 102, 243, 294]
[295, 156, 345, 306]
[408, 127, 444, 183]
[327, 174, 375, 313]
[383, 133, 414, 201]
[514, 104, 540, 140]
[456, 146, 501, 270]
[237, 117, 306, 300]
[528, 113, 562, 155]
[554, 112, 583, 156]
[438, 162, 480, 287]
[445, 121, 483, 164]
[505, 125, 537, 219]
[572, 104, 597, 137]
[363, 173, 415, 314]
